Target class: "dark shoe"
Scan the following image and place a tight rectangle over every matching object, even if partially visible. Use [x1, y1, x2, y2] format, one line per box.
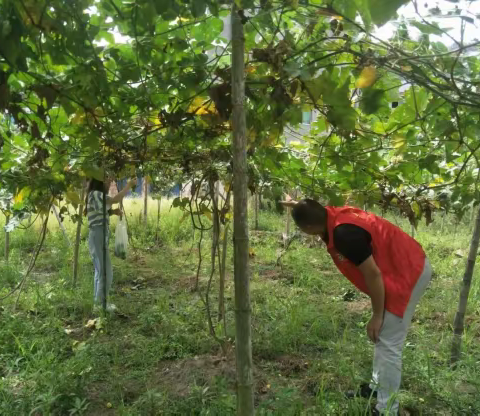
[345, 383, 377, 400]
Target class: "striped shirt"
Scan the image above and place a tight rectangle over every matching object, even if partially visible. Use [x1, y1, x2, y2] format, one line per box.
[87, 190, 112, 230]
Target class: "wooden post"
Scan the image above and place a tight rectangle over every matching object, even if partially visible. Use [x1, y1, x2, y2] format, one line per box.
[143, 177, 148, 226]
[155, 196, 161, 242]
[451, 204, 480, 365]
[286, 207, 291, 237]
[232, 5, 254, 415]
[5, 202, 10, 262]
[73, 186, 86, 288]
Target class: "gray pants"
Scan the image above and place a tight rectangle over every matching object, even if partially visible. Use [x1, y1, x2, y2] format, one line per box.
[88, 227, 113, 304]
[371, 258, 432, 414]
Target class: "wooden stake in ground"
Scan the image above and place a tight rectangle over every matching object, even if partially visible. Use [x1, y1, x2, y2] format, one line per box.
[286, 207, 291, 235]
[155, 196, 161, 242]
[451, 204, 480, 365]
[231, 6, 254, 415]
[143, 177, 148, 226]
[73, 186, 86, 288]
[5, 202, 10, 262]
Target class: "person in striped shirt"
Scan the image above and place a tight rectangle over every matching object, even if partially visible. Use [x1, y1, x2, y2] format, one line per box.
[84, 176, 136, 311]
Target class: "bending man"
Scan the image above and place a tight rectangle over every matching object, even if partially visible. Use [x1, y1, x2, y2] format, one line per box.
[282, 196, 431, 415]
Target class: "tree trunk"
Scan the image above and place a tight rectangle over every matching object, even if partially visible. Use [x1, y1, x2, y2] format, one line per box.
[5, 202, 10, 262]
[231, 6, 254, 415]
[411, 224, 415, 238]
[258, 190, 263, 210]
[143, 177, 148, 226]
[451, 204, 480, 365]
[441, 211, 446, 233]
[73, 187, 86, 288]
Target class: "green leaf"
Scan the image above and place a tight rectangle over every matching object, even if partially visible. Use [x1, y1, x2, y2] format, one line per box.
[359, 87, 385, 115]
[410, 21, 449, 35]
[419, 154, 440, 175]
[354, 0, 372, 30]
[335, 1, 357, 21]
[97, 31, 115, 44]
[191, 0, 206, 18]
[368, 0, 409, 27]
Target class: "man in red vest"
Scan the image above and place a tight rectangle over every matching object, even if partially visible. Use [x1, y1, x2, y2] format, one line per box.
[282, 197, 431, 415]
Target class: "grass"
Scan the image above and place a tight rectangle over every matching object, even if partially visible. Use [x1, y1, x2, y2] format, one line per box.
[0, 198, 479, 415]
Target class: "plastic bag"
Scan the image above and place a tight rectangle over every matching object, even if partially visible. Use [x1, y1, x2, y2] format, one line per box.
[114, 218, 128, 259]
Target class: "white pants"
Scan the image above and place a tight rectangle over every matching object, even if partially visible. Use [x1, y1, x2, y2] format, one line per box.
[371, 258, 432, 414]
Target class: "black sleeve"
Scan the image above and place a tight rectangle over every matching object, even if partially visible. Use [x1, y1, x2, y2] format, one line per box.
[333, 224, 372, 266]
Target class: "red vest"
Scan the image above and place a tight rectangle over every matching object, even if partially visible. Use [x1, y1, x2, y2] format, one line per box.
[325, 206, 425, 317]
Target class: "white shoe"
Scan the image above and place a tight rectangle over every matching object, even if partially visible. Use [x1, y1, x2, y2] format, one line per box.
[93, 303, 117, 313]
[106, 303, 117, 312]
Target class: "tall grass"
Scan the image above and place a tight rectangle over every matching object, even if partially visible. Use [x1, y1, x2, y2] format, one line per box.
[0, 200, 479, 415]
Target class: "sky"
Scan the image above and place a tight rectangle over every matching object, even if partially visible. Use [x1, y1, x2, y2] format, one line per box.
[375, 0, 480, 45]
[91, 1, 480, 49]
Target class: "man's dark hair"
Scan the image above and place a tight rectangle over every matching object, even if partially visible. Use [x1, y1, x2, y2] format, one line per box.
[291, 199, 327, 227]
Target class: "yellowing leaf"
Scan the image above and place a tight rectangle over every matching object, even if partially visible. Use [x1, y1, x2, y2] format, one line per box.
[247, 128, 256, 143]
[85, 317, 103, 330]
[203, 210, 212, 221]
[188, 96, 216, 115]
[14, 187, 30, 204]
[412, 201, 421, 216]
[401, 65, 412, 72]
[392, 135, 406, 149]
[66, 190, 81, 205]
[316, 8, 339, 17]
[71, 111, 85, 125]
[356, 66, 377, 88]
